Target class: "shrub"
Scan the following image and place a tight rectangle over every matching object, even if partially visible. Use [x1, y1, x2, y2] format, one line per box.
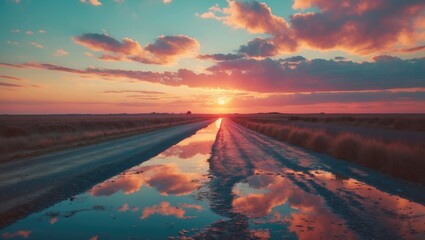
[287, 129, 310, 147]
[331, 133, 360, 162]
[308, 131, 330, 153]
[2, 127, 29, 138]
[278, 128, 291, 141]
[358, 140, 388, 169]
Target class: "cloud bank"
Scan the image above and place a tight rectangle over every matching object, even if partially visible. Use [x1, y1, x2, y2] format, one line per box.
[2, 56, 424, 93]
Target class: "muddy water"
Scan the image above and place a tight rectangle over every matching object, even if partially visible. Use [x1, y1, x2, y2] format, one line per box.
[1, 117, 425, 239]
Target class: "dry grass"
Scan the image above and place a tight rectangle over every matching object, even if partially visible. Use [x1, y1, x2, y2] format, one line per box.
[232, 117, 425, 185]
[0, 114, 214, 162]
[243, 113, 425, 131]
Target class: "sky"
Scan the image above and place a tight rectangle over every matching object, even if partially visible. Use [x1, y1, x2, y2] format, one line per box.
[0, 0, 424, 114]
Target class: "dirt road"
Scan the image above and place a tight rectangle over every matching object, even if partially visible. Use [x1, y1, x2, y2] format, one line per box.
[201, 118, 425, 239]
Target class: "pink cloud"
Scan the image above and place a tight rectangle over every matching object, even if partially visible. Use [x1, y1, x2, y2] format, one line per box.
[141, 202, 186, 219]
[180, 203, 203, 210]
[28, 42, 43, 49]
[2, 56, 424, 94]
[73, 33, 199, 65]
[118, 203, 130, 212]
[201, 0, 296, 57]
[88, 163, 201, 197]
[202, 0, 425, 56]
[50, 217, 58, 224]
[232, 174, 357, 239]
[144, 164, 201, 196]
[0, 75, 24, 81]
[73, 34, 141, 55]
[143, 35, 199, 61]
[0, 82, 23, 88]
[2, 230, 32, 239]
[89, 173, 145, 196]
[54, 49, 69, 57]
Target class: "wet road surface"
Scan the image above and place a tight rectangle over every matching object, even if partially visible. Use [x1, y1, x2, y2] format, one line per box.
[1, 118, 424, 239]
[0, 120, 214, 228]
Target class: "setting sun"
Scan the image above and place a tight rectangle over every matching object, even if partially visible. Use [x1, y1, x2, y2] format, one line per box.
[217, 98, 226, 105]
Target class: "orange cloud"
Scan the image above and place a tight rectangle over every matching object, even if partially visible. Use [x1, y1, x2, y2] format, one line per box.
[89, 173, 145, 196]
[399, 44, 425, 53]
[145, 164, 201, 196]
[201, 0, 296, 57]
[233, 175, 288, 218]
[88, 163, 201, 197]
[180, 203, 203, 210]
[141, 201, 186, 219]
[81, 0, 102, 6]
[251, 229, 270, 240]
[73, 33, 199, 65]
[202, 0, 425, 56]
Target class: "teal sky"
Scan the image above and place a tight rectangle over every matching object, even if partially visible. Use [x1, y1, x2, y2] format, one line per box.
[0, 0, 294, 71]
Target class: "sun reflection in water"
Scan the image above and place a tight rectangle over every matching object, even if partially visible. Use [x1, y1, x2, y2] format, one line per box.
[216, 118, 222, 129]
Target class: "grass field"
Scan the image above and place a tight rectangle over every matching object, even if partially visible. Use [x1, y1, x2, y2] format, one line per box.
[0, 114, 214, 162]
[232, 114, 425, 184]
[244, 113, 425, 131]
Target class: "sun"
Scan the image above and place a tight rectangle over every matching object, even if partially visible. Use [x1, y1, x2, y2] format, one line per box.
[217, 97, 230, 106]
[217, 98, 226, 105]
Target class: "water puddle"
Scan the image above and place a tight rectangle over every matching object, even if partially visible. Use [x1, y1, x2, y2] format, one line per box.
[0, 119, 222, 240]
[231, 172, 356, 239]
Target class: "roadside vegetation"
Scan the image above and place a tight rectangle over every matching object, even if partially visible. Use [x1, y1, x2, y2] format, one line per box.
[247, 113, 425, 131]
[232, 116, 425, 185]
[0, 114, 213, 162]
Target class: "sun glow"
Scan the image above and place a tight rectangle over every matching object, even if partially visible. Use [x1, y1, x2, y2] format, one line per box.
[217, 97, 230, 106]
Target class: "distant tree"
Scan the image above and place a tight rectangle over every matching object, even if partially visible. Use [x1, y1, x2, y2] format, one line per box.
[186, 111, 192, 115]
